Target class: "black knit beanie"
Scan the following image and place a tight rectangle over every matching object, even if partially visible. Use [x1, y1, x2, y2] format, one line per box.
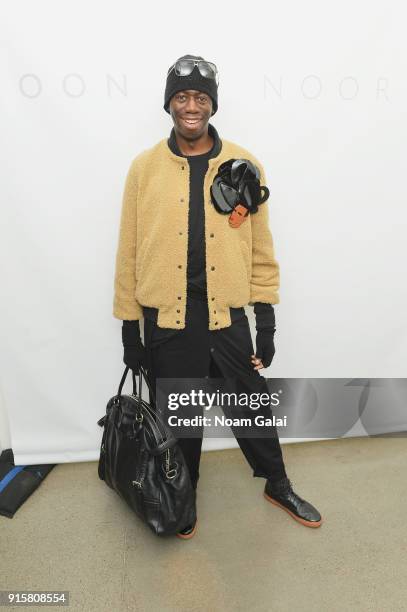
[164, 54, 218, 116]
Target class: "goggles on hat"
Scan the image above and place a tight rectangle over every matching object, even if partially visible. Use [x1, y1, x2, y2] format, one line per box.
[210, 159, 270, 227]
[167, 59, 219, 86]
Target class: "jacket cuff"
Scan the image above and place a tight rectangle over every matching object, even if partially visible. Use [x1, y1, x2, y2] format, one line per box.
[113, 298, 143, 321]
[249, 286, 279, 306]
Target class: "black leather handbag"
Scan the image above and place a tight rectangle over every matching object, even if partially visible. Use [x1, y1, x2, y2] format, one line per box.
[97, 365, 196, 536]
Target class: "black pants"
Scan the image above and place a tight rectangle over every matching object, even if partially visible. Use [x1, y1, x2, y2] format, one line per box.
[143, 295, 287, 490]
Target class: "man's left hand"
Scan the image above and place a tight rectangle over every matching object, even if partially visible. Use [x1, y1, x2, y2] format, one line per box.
[252, 330, 275, 369]
[252, 302, 276, 369]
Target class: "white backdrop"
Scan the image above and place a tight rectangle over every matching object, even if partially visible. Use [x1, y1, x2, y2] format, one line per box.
[1, 1, 406, 464]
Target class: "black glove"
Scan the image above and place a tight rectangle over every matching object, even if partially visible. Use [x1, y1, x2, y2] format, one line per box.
[122, 320, 147, 372]
[254, 302, 276, 368]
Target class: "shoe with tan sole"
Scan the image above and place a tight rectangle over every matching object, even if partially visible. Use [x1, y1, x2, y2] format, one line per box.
[264, 478, 322, 528]
[176, 518, 198, 539]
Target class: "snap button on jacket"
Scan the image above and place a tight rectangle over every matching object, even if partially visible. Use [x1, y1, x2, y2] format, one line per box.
[113, 136, 280, 330]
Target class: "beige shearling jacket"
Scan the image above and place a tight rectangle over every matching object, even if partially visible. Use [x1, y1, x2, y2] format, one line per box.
[113, 130, 280, 330]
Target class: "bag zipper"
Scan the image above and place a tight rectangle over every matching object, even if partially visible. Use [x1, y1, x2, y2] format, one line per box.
[164, 448, 178, 479]
[132, 448, 148, 489]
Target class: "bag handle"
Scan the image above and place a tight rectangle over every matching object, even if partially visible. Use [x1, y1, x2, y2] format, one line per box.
[116, 366, 176, 454]
[137, 365, 158, 407]
[117, 365, 156, 406]
[97, 366, 159, 429]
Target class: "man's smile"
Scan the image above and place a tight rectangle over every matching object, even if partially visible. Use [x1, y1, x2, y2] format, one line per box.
[181, 117, 202, 128]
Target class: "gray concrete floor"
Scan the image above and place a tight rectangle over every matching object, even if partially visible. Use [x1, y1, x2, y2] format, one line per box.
[1, 436, 407, 612]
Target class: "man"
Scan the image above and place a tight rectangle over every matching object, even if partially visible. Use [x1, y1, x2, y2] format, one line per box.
[113, 54, 322, 539]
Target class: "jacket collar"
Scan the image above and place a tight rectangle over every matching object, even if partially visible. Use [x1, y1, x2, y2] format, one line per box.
[167, 122, 222, 160]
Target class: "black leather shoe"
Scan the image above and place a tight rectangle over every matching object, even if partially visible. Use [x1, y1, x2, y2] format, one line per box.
[264, 477, 322, 528]
[176, 518, 198, 539]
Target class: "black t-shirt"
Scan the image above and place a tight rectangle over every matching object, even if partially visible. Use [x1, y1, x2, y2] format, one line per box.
[184, 149, 212, 296]
[168, 122, 222, 298]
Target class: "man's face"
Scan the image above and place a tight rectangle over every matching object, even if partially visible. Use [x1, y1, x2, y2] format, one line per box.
[169, 89, 213, 139]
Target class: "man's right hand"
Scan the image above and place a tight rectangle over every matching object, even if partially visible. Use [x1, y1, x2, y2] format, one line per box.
[122, 320, 147, 372]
